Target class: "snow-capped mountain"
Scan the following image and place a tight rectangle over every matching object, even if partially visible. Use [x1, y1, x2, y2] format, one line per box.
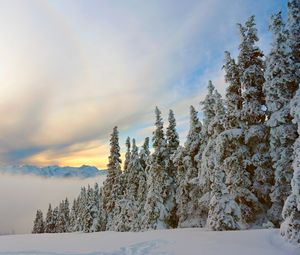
[0, 165, 107, 178]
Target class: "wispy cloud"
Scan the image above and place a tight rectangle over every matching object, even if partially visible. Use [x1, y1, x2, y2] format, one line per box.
[0, 0, 285, 166]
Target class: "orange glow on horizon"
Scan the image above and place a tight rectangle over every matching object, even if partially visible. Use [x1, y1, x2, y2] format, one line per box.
[24, 141, 126, 170]
[24, 142, 109, 169]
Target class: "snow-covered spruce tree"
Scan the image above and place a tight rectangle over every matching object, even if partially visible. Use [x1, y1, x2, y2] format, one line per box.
[133, 152, 148, 231]
[52, 206, 59, 233]
[97, 187, 106, 231]
[91, 183, 100, 232]
[199, 84, 226, 224]
[139, 137, 150, 172]
[237, 16, 272, 218]
[32, 209, 44, 234]
[223, 51, 242, 129]
[166, 109, 180, 225]
[264, 12, 298, 226]
[166, 109, 180, 155]
[142, 107, 177, 229]
[207, 165, 241, 231]
[172, 146, 188, 227]
[45, 204, 55, 233]
[124, 137, 131, 172]
[198, 81, 216, 199]
[219, 50, 258, 225]
[174, 106, 206, 227]
[82, 185, 96, 232]
[56, 200, 68, 233]
[76, 187, 87, 231]
[205, 83, 244, 230]
[287, 0, 300, 84]
[100, 126, 122, 231]
[115, 139, 146, 231]
[281, 87, 300, 244]
[69, 199, 78, 232]
[65, 198, 70, 230]
[201, 80, 216, 132]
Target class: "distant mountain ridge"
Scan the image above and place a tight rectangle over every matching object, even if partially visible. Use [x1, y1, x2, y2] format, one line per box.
[0, 165, 107, 178]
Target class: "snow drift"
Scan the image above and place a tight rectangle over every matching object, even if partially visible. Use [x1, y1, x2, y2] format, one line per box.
[0, 228, 299, 255]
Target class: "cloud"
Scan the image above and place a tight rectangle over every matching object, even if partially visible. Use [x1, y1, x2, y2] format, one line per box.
[0, 173, 105, 234]
[0, 0, 284, 166]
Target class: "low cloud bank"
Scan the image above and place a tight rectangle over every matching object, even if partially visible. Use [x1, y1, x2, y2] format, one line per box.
[0, 173, 105, 234]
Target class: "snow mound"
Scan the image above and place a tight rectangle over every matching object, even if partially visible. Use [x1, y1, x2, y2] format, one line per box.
[0, 228, 299, 255]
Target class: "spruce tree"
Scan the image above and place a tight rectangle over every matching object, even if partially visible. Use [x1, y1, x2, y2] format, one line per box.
[139, 137, 150, 171]
[281, 88, 300, 244]
[52, 206, 59, 233]
[56, 201, 67, 233]
[174, 106, 205, 227]
[69, 199, 78, 232]
[82, 185, 96, 232]
[101, 126, 122, 231]
[287, 0, 300, 84]
[199, 84, 226, 225]
[237, 16, 272, 219]
[264, 12, 298, 225]
[91, 183, 100, 232]
[124, 137, 131, 172]
[115, 139, 146, 231]
[201, 80, 216, 132]
[166, 109, 180, 155]
[223, 51, 242, 129]
[220, 50, 258, 225]
[45, 204, 55, 233]
[32, 209, 44, 234]
[142, 107, 176, 229]
[207, 166, 241, 231]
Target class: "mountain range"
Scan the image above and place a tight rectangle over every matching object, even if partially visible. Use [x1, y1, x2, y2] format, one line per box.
[0, 165, 106, 178]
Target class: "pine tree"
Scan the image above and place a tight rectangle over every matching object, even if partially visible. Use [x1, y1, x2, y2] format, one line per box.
[32, 209, 44, 234]
[142, 107, 177, 229]
[101, 126, 122, 231]
[45, 204, 55, 233]
[281, 87, 300, 244]
[264, 12, 298, 226]
[237, 16, 272, 219]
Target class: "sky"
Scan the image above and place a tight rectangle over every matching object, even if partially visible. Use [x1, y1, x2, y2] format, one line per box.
[0, 0, 285, 169]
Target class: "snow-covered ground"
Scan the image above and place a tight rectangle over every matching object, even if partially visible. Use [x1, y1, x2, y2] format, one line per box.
[0, 228, 299, 255]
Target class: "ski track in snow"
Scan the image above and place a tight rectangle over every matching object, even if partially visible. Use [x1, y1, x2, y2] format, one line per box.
[0, 229, 299, 255]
